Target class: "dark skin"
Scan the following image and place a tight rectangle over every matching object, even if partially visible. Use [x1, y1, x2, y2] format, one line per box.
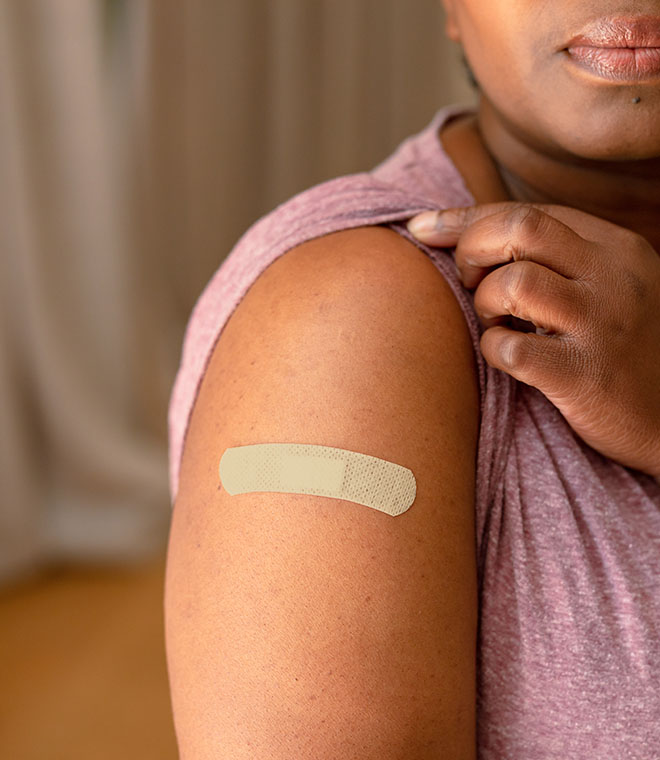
[406, 1, 660, 478]
[439, 0, 660, 255]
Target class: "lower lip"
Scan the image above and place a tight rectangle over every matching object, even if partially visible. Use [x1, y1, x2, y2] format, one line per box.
[565, 46, 660, 80]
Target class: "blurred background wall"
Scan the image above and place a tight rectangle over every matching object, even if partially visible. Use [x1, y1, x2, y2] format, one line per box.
[0, 0, 476, 589]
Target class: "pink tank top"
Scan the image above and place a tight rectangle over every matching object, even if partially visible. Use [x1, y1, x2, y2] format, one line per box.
[168, 102, 660, 757]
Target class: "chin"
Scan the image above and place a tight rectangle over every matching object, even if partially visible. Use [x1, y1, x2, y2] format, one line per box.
[550, 110, 660, 163]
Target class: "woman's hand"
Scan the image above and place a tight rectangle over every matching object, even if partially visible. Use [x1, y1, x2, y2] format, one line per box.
[407, 203, 660, 478]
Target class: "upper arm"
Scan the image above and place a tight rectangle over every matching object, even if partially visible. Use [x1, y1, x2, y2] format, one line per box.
[165, 226, 480, 760]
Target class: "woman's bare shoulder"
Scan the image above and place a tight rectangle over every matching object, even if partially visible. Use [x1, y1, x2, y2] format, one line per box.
[167, 224, 481, 758]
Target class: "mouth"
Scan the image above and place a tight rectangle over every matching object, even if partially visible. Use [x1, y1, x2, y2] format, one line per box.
[563, 14, 660, 49]
[561, 16, 660, 80]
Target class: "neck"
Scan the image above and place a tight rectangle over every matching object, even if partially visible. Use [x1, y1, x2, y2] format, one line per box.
[476, 97, 660, 255]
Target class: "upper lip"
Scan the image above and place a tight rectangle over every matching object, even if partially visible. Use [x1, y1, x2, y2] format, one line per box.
[564, 15, 660, 48]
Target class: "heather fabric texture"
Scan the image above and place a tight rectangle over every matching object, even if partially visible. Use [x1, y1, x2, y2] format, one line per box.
[167, 102, 660, 757]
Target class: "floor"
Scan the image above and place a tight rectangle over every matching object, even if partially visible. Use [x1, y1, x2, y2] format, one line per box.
[0, 553, 178, 759]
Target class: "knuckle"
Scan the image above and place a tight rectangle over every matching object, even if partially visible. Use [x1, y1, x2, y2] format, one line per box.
[501, 261, 536, 312]
[628, 228, 650, 255]
[502, 206, 547, 264]
[501, 239, 520, 263]
[509, 204, 546, 240]
[622, 268, 649, 304]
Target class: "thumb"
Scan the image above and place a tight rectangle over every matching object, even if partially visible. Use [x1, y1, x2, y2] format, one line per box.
[406, 203, 519, 246]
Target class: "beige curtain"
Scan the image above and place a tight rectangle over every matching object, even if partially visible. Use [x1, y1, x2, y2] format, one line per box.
[0, 0, 476, 587]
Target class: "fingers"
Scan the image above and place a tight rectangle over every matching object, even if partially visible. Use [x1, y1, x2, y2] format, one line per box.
[479, 326, 581, 400]
[408, 204, 630, 290]
[453, 205, 594, 288]
[473, 257, 591, 399]
[473, 260, 589, 335]
[408, 202, 629, 254]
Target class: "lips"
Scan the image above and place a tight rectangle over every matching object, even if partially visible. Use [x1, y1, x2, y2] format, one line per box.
[566, 46, 660, 80]
[562, 15, 660, 80]
[564, 15, 660, 48]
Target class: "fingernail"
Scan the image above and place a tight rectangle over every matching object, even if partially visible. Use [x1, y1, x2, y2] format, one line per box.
[407, 211, 440, 237]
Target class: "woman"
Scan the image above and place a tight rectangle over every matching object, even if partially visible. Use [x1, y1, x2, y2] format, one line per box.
[165, 3, 660, 758]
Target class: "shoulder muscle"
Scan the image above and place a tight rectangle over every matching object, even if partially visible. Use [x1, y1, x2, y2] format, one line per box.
[165, 225, 480, 760]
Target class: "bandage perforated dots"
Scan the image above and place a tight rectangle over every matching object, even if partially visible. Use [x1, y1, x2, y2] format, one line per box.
[219, 443, 416, 517]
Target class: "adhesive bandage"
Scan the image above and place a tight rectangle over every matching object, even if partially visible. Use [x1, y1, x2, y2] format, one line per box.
[219, 443, 417, 517]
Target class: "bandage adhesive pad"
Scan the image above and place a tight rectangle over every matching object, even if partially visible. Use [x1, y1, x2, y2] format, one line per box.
[219, 443, 417, 517]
